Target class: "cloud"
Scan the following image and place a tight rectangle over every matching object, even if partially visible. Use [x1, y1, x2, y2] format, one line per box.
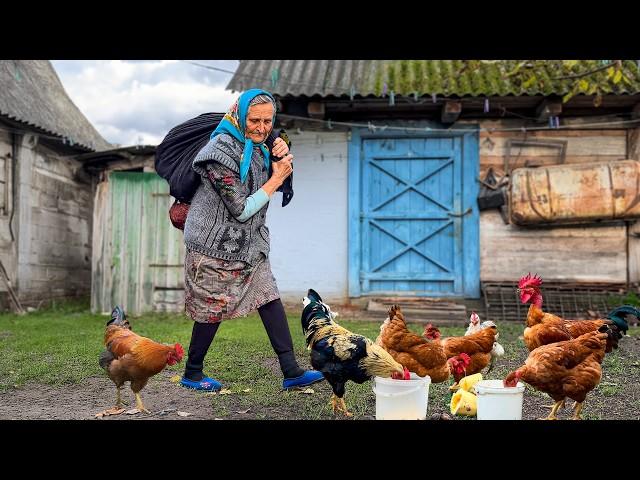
[51, 60, 239, 146]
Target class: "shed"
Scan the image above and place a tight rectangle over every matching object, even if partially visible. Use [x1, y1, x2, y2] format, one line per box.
[0, 60, 111, 310]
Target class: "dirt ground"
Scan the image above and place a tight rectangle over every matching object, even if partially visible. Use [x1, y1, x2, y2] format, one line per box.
[1, 336, 639, 421]
[507, 334, 640, 421]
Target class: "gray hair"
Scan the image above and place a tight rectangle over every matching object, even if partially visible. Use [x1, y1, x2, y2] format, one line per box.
[249, 94, 276, 113]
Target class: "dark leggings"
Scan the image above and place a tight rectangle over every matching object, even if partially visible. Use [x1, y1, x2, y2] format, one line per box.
[183, 299, 303, 381]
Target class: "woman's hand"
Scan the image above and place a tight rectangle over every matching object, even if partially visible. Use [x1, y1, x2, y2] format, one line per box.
[271, 137, 289, 158]
[271, 154, 293, 182]
[262, 154, 293, 196]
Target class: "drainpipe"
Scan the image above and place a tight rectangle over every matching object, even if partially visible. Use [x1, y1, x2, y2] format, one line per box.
[8, 133, 20, 243]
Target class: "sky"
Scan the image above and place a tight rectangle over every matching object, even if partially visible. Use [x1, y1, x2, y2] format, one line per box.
[51, 60, 240, 147]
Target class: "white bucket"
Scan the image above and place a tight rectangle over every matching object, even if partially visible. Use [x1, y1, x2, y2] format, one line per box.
[372, 373, 431, 420]
[475, 380, 525, 420]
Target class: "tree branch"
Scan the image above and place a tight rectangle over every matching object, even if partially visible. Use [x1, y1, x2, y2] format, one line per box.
[551, 61, 620, 80]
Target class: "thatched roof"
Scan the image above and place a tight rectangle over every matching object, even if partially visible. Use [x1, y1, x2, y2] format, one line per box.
[0, 60, 111, 151]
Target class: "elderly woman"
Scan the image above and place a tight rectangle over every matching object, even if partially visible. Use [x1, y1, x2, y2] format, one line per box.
[180, 89, 324, 391]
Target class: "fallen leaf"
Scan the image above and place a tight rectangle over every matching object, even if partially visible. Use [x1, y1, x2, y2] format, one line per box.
[236, 408, 251, 414]
[301, 388, 314, 394]
[177, 411, 192, 417]
[125, 408, 141, 415]
[242, 388, 252, 393]
[169, 375, 181, 383]
[219, 388, 233, 395]
[95, 407, 125, 418]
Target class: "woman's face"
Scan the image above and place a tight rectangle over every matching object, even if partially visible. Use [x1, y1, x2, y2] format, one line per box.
[245, 102, 274, 143]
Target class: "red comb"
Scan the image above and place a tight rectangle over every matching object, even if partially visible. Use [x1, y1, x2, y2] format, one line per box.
[518, 273, 543, 289]
[174, 343, 184, 357]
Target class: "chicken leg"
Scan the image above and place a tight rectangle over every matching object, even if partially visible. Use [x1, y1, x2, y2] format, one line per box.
[542, 399, 565, 410]
[539, 399, 564, 420]
[572, 402, 584, 420]
[115, 386, 129, 407]
[331, 394, 353, 417]
[134, 392, 151, 414]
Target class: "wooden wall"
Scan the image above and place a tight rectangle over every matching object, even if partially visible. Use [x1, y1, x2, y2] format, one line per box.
[477, 120, 630, 283]
[9, 133, 93, 307]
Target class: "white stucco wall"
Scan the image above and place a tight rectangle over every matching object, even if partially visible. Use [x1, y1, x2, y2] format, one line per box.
[265, 130, 349, 303]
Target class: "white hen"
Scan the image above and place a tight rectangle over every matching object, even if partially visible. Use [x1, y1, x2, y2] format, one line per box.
[464, 313, 505, 373]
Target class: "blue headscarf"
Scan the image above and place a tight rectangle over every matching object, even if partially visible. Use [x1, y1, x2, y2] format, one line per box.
[211, 89, 275, 183]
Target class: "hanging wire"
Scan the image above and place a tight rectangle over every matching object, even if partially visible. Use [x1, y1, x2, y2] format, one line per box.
[276, 113, 640, 134]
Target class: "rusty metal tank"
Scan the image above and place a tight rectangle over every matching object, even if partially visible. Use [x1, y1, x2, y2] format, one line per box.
[509, 159, 640, 226]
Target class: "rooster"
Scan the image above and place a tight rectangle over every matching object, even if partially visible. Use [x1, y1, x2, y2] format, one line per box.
[504, 325, 612, 420]
[516, 273, 638, 352]
[98, 306, 184, 414]
[376, 305, 471, 383]
[301, 289, 407, 417]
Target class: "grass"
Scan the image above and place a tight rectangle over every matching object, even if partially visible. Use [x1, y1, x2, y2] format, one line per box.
[1, 300, 639, 419]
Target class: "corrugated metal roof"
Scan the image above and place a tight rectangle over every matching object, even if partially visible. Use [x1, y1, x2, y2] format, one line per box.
[0, 60, 112, 151]
[227, 60, 640, 98]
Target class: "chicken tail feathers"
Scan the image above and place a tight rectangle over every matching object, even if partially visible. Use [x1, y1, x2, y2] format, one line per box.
[108, 305, 130, 329]
[606, 305, 638, 334]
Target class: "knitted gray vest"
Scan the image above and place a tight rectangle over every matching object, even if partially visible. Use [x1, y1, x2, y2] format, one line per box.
[184, 133, 270, 264]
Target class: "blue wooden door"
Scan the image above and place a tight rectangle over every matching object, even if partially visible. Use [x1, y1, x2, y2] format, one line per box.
[353, 134, 478, 297]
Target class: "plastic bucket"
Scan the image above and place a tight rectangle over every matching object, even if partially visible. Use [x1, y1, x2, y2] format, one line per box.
[450, 389, 478, 416]
[475, 380, 525, 420]
[372, 373, 431, 420]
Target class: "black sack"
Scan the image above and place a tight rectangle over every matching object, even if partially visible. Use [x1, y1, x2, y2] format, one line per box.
[155, 113, 223, 203]
[155, 112, 292, 206]
[477, 167, 507, 210]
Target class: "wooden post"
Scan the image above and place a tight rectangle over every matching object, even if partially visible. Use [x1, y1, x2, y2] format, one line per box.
[16, 134, 35, 297]
[441, 100, 461, 123]
[627, 125, 640, 285]
[628, 221, 640, 286]
[629, 125, 640, 160]
[0, 259, 25, 314]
